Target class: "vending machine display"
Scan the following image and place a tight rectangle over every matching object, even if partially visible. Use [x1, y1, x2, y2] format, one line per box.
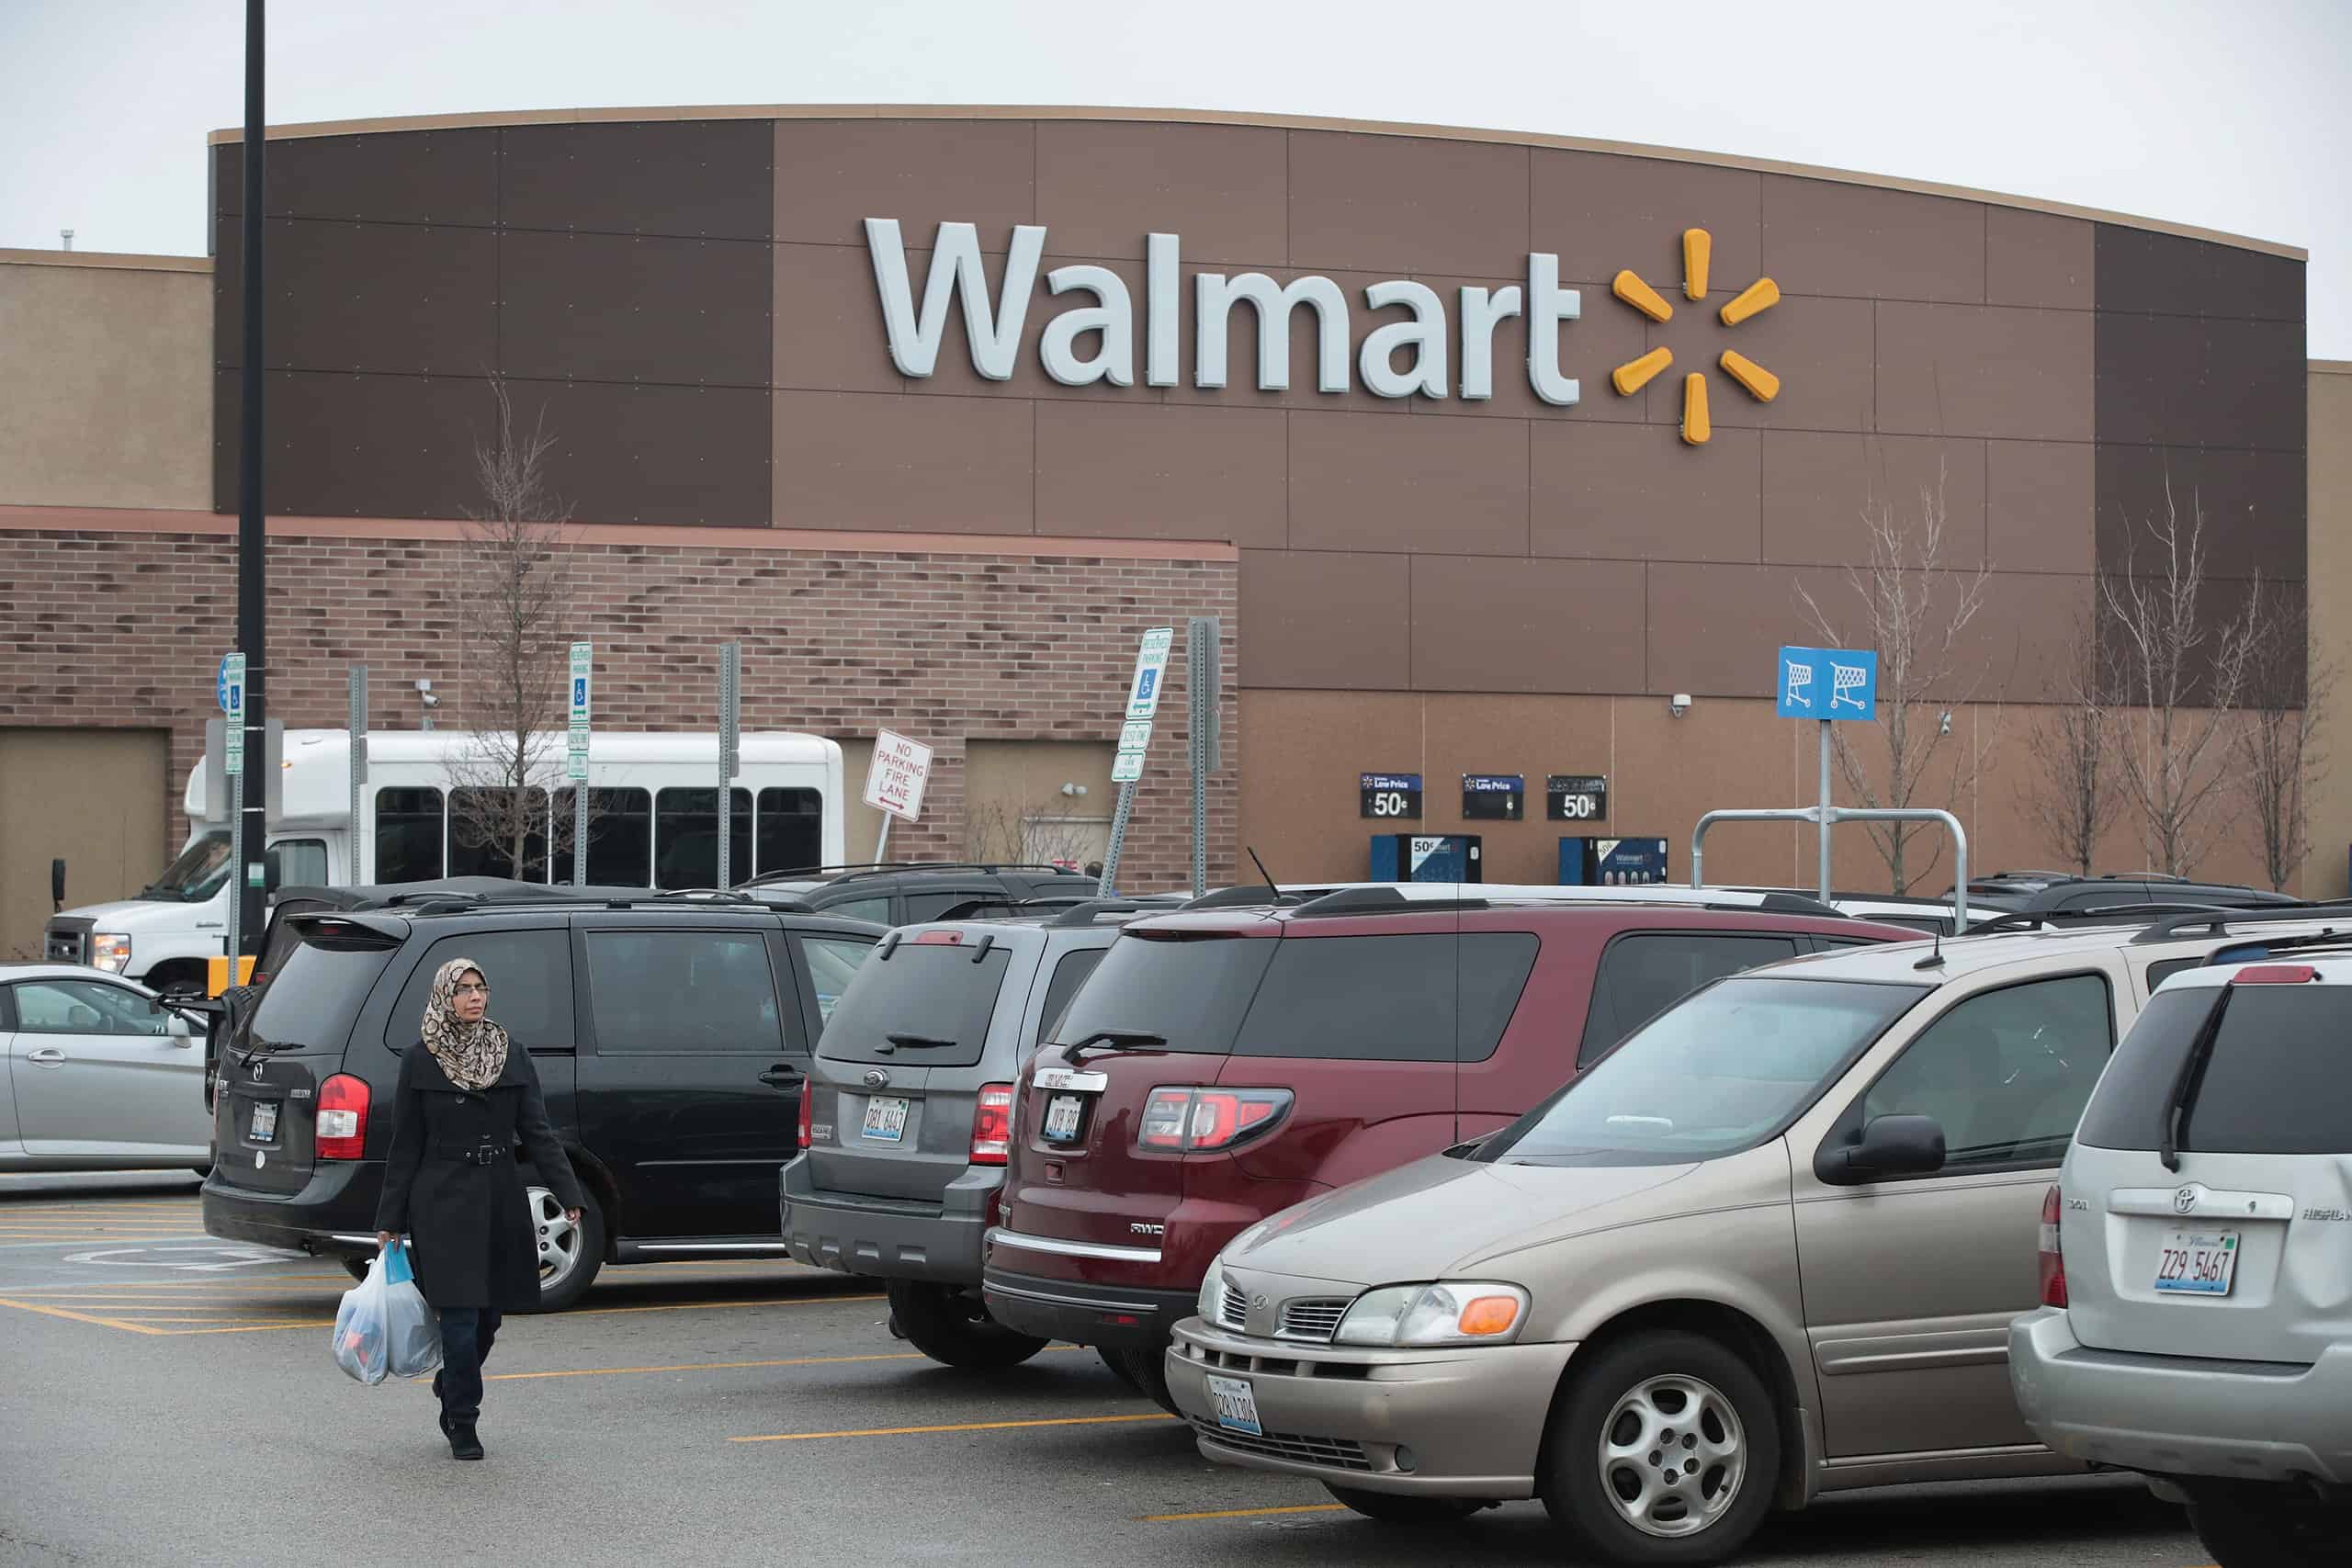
[1560, 836, 1669, 886]
[1369, 834, 1484, 883]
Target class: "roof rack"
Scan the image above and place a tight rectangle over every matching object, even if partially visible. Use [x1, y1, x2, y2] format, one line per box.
[1290, 886, 1491, 919]
[2201, 928, 2352, 965]
[1181, 884, 1327, 910]
[1047, 897, 1183, 927]
[743, 862, 1083, 888]
[1966, 901, 2235, 937]
[2130, 901, 2352, 945]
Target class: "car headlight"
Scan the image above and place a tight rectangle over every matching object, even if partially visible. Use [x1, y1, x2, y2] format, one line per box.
[1197, 1272, 1225, 1321]
[1332, 1281, 1530, 1348]
[90, 933, 131, 973]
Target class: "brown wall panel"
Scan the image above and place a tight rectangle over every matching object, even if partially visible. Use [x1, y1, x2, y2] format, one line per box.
[1641, 291, 1876, 434]
[214, 129, 498, 226]
[1034, 121, 1288, 265]
[1760, 432, 1986, 569]
[1286, 131, 1529, 277]
[1532, 422, 1760, 563]
[213, 367, 485, 517]
[2094, 444, 2307, 583]
[1613, 697, 1807, 886]
[774, 241, 908, 393]
[1646, 562, 1822, 700]
[508, 378, 771, 526]
[1034, 401, 1285, 547]
[1419, 694, 1618, 885]
[1986, 207, 2094, 310]
[1288, 411, 1528, 556]
[214, 218, 496, 376]
[775, 119, 1034, 246]
[503, 119, 773, 239]
[2096, 223, 2303, 322]
[1875, 301, 2095, 441]
[1761, 175, 1984, 304]
[1237, 690, 1428, 879]
[773, 389, 1030, 533]
[498, 230, 770, 388]
[1530, 151, 1761, 299]
[1986, 440, 2096, 574]
[1238, 550, 1409, 690]
[2095, 311, 2306, 451]
[1409, 555, 1645, 694]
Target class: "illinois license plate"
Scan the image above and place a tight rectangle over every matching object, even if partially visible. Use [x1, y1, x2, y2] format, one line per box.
[1204, 1373, 1262, 1437]
[1042, 1093, 1086, 1143]
[247, 1100, 279, 1142]
[2154, 1228, 2239, 1295]
[860, 1097, 909, 1143]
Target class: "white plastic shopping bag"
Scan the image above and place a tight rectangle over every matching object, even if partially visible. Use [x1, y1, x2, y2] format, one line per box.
[333, 1241, 441, 1384]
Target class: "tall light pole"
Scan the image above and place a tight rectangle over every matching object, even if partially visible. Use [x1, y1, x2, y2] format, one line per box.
[234, 0, 268, 955]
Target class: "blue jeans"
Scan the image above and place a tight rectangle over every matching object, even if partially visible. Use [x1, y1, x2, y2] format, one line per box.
[435, 1308, 502, 1425]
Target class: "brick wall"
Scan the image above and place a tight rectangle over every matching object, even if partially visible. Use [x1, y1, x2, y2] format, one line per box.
[0, 525, 1239, 890]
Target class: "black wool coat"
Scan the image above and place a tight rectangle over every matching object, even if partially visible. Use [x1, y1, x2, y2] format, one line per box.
[372, 1041, 585, 1311]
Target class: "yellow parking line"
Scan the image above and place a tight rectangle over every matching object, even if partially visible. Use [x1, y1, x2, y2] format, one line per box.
[733, 1412, 1177, 1444]
[1140, 1504, 1350, 1523]
[0, 1297, 166, 1335]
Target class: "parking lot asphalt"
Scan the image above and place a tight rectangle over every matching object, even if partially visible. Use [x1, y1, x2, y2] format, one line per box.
[0, 1179, 2215, 1568]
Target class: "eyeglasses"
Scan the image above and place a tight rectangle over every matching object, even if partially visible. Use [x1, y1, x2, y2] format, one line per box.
[453, 983, 491, 997]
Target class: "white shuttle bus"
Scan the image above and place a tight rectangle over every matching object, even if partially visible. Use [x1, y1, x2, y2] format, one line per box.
[41, 729, 845, 995]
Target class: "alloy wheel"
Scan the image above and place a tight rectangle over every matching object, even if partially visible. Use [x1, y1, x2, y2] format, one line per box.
[1596, 1371, 1747, 1539]
[527, 1185, 581, 1292]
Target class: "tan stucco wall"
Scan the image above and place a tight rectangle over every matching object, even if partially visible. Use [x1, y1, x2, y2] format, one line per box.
[2304, 361, 2352, 897]
[0, 727, 169, 959]
[0, 251, 211, 511]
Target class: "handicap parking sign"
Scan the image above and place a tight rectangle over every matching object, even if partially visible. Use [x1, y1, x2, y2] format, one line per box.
[1776, 646, 1878, 721]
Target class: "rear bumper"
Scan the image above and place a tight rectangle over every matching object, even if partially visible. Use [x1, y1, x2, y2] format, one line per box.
[779, 1155, 997, 1284]
[1164, 1315, 1574, 1498]
[2009, 1307, 2352, 1487]
[980, 1263, 1199, 1350]
[201, 1160, 383, 1259]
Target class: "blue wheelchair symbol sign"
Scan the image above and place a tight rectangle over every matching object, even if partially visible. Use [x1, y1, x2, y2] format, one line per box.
[1134, 669, 1158, 705]
[572, 676, 589, 707]
[1776, 646, 1877, 721]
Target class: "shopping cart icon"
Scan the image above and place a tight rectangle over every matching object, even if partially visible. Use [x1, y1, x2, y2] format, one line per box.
[1830, 661, 1870, 711]
[1782, 660, 1815, 711]
[1777, 645, 1878, 721]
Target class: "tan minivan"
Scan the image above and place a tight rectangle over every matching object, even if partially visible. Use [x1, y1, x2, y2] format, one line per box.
[1164, 908, 2349, 1566]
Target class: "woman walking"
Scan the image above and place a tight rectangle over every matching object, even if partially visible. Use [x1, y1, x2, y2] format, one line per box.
[375, 957, 582, 1460]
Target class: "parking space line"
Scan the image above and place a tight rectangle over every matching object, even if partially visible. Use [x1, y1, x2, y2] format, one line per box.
[732, 1412, 1177, 1443]
[0, 1296, 167, 1334]
[0, 1235, 214, 1248]
[1138, 1504, 1349, 1523]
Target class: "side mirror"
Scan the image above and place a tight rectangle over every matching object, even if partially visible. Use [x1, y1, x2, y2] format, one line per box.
[51, 857, 66, 911]
[263, 848, 283, 894]
[1826, 1113, 1947, 1182]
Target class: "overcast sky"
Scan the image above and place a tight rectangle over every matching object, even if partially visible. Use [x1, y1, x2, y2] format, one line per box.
[3, 0, 2346, 353]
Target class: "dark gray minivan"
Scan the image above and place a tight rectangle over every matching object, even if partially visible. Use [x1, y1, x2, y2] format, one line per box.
[781, 900, 1173, 1368]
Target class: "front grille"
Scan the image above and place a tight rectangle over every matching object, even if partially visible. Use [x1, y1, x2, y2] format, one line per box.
[45, 930, 85, 964]
[1277, 1298, 1350, 1342]
[1183, 1342, 1371, 1380]
[1214, 1276, 1249, 1332]
[1189, 1418, 1372, 1472]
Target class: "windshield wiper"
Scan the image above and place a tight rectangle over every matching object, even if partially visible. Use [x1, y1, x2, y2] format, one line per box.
[2157, 987, 2234, 1173]
[881, 1032, 957, 1053]
[137, 884, 183, 901]
[1062, 1027, 1167, 1065]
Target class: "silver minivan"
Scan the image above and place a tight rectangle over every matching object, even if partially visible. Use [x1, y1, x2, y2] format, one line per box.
[1161, 912, 2350, 1566]
[2011, 953, 2352, 1566]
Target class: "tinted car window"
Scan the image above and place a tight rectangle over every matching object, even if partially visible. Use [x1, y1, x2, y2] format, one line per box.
[1052, 933, 1278, 1057]
[374, 787, 444, 882]
[905, 890, 987, 924]
[1229, 932, 1540, 1063]
[1860, 974, 2112, 1168]
[1035, 948, 1106, 1046]
[817, 944, 1012, 1069]
[585, 931, 786, 1055]
[381, 929, 576, 1052]
[1580, 934, 1802, 1064]
[556, 787, 652, 887]
[272, 840, 329, 887]
[654, 787, 752, 890]
[827, 896, 894, 925]
[800, 936, 875, 1028]
[250, 941, 395, 1054]
[2145, 956, 2203, 990]
[2177, 987, 2352, 1155]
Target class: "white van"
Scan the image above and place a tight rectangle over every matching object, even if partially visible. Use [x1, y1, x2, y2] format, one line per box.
[41, 728, 845, 995]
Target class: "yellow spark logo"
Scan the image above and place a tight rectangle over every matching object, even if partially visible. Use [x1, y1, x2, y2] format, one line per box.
[1609, 229, 1780, 446]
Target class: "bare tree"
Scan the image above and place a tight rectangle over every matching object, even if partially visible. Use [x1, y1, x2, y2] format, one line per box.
[967, 799, 1104, 871]
[1796, 464, 1996, 893]
[2016, 606, 2123, 876]
[2101, 479, 2259, 878]
[448, 380, 582, 880]
[2235, 580, 2331, 892]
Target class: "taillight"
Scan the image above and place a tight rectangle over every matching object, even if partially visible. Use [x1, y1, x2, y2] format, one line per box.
[2038, 1184, 2067, 1308]
[797, 1083, 814, 1151]
[315, 1074, 369, 1160]
[1137, 1087, 1294, 1153]
[970, 1084, 1014, 1165]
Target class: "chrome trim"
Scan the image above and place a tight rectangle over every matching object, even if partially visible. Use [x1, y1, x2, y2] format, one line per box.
[984, 1277, 1167, 1315]
[985, 1225, 1160, 1263]
[325, 1232, 380, 1246]
[2109, 1185, 2294, 1222]
[635, 1242, 795, 1253]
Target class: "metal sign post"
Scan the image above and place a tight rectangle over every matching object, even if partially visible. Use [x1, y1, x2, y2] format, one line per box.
[220, 654, 246, 964]
[718, 641, 741, 889]
[348, 666, 368, 884]
[1099, 626, 1175, 895]
[1185, 616, 1220, 898]
[568, 642, 592, 886]
[1775, 646, 1881, 905]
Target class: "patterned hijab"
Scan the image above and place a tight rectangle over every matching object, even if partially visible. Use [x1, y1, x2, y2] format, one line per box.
[421, 957, 510, 1091]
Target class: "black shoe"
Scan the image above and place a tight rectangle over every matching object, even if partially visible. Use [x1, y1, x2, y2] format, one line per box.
[447, 1422, 484, 1461]
[437, 1406, 454, 1438]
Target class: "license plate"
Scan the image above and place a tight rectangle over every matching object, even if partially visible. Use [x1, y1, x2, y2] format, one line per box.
[1042, 1093, 1086, 1143]
[1204, 1373, 1262, 1438]
[2154, 1228, 2239, 1296]
[860, 1097, 909, 1143]
[248, 1100, 279, 1142]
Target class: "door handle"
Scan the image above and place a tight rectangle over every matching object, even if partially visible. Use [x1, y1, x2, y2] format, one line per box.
[758, 1067, 804, 1089]
[27, 1048, 66, 1066]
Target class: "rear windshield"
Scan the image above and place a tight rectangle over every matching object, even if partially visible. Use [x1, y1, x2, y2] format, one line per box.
[249, 940, 394, 1055]
[817, 942, 1013, 1068]
[1051, 931, 1540, 1064]
[2077, 983, 2352, 1156]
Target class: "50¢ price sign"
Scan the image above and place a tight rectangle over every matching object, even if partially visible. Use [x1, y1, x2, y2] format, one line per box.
[1359, 773, 1423, 819]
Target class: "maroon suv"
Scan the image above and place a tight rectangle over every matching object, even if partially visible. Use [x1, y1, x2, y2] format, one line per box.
[981, 888, 1915, 1404]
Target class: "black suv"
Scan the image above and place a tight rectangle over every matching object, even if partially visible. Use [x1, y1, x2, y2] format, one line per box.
[201, 892, 882, 1308]
[1959, 874, 2299, 916]
[743, 863, 1104, 926]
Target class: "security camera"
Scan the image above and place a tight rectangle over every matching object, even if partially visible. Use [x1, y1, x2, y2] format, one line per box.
[1668, 694, 1693, 718]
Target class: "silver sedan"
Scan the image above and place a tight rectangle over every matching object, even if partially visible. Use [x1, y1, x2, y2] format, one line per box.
[0, 963, 213, 1172]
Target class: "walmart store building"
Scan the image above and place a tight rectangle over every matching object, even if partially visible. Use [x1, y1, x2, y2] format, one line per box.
[0, 107, 2343, 937]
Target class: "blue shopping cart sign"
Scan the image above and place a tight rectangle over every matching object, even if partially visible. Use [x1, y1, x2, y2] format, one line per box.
[1776, 646, 1878, 721]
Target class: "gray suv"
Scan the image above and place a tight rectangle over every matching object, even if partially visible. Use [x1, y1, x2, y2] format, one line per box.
[779, 900, 1172, 1368]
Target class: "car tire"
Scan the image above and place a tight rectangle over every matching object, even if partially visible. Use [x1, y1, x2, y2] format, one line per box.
[2189, 1483, 2346, 1567]
[1098, 1346, 1143, 1393]
[1537, 1331, 1781, 1567]
[523, 1180, 605, 1314]
[1322, 1485, 1486, 1524]
[342, 1257, 371, 1283]
[886, 1280, 1049, 1371]
[1104, 1342, 1180, 1415]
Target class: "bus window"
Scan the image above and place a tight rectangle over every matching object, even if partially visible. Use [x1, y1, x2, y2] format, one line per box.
[757, 787, 823, 876]
[375, 787, 446, 882]
[449, 787, 550, 882]
[655, 788, 752, 889]
[554, 786, 652, 886]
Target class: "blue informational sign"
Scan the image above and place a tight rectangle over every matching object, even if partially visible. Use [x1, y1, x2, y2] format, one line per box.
[1776, 646, 1879, 721]
[218, 652, 237, 714]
